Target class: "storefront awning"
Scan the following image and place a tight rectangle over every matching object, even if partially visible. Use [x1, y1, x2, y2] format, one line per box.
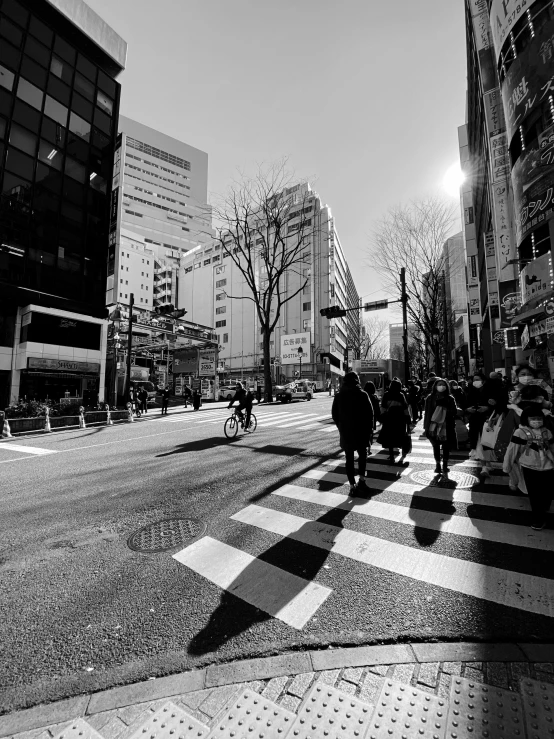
[511, 305, 545, 325]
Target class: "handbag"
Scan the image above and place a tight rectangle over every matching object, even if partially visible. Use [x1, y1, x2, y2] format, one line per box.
[402, 434, 412, 456]
[481, 413, 502, 449]
[428, 406, 447, 441]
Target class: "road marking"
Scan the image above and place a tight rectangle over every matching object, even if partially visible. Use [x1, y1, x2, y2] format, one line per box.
[0, 443, 57, 456]
[202, 411, 295, 425]
[259, 413, 310, 427]
[173, 536, 332, 629]
[276, 414, 331, 428]
[271, 483, 552, 551]
[302, 466, 412, 484]
[231, 505, 554, 618]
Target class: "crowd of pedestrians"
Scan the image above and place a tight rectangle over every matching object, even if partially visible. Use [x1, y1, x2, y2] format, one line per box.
[331, 366, 554, 530]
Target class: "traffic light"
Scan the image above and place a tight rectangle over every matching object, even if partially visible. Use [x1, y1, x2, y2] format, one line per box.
[155, 304, 175, 316]
[172, 308, 187, 319]
[320, 306, 347, 318]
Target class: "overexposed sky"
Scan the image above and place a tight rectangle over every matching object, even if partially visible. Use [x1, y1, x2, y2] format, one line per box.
[89, 0, 467, 322]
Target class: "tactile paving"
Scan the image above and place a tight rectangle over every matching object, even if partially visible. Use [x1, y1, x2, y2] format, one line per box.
[127, 700, 209, 739]
[52, 718, 103, 739]
[207, 688, 294, 738]
[289, 682, 374, 738]
[446, 677, 524, 738]
[520, 677, 554, 739]
[368, 678, 447, 739]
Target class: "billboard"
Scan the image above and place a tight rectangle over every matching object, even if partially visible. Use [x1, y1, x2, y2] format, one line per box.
[484, 87, 506, 137]
[198, 349, 216, 376]
[173, 348, 197, 375]
[492, 181, 516, 273]
[520, 252, 553, 305]
[490, 0, 540, 61]
[512, 129, 554, 246]
[280, 332, 311, 365]
[501, 16, 554, 142]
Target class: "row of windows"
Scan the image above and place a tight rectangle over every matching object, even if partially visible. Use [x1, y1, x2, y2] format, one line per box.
[125, 153, 190, 181]
[126, 136, 191, 172]
[217, 333, 229, 344]
[119, 292, 149, 304]
[124, 168, 190, 196]
[127, 181, 189, 209]
[121, 251, 150, 265]
[124, 191, 190, 221]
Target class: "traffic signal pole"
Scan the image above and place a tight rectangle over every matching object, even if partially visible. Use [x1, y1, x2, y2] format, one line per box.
[400, 267, 410, 385]
[126, 292, 134, 403]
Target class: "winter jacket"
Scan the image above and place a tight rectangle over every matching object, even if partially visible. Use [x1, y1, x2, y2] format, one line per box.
[503, 426, 554, 473]
[423, 394, 458, 446]
[332, 384, 374, 449]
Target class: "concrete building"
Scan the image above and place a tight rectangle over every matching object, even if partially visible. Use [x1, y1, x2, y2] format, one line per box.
[0, 0, 126, 406]
[178, 183, 360, 385]
[389, 323, 417, 359]
[106, 116, 211, 315]
[442, 231, 470, 377]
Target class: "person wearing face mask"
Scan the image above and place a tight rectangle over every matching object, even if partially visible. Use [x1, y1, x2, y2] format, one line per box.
[449, 380, 466, 411]
[423, 378, 459, 474]
[503, 407, 554, 530]
[465, 372, 489, 452]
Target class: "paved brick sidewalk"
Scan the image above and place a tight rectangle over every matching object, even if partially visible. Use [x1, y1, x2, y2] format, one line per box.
[2, 642, 554, 738]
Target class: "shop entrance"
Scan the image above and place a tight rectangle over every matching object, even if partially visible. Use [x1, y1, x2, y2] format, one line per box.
[19, 372, 98, 403]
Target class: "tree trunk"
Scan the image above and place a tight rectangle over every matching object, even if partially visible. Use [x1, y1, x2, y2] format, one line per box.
[262, 329, 273, 402]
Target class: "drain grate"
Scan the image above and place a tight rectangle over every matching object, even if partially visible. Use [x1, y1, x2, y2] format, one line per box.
[127, 518, 206, 553]
[410, 469, 479, 489]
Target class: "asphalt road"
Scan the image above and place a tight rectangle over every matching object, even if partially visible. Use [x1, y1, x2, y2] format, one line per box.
[0, 395, 552, 713]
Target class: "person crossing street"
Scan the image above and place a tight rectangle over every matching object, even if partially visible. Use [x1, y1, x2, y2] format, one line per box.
[160, 386, 170, 415]
[228, 381, 254, 431]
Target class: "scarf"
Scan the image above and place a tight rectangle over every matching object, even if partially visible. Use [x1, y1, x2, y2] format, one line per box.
[428, 405, 447, 441]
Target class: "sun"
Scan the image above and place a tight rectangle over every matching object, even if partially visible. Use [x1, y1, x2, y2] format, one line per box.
[443, 162, 465, 197]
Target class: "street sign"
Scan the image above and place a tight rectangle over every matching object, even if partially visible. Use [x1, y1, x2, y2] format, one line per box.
[364, 299, 388, 312]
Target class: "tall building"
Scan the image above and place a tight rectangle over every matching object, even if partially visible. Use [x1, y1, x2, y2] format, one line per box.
[0, 0, 126, 407]
[106, 117, 211, 315]
[442, 231, 470, 377]
[463, 0, 554, 381]
[178, 183, 360, 385]
[389, 323, 417, 359]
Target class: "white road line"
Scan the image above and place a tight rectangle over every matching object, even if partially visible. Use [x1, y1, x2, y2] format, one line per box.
[271, 483, 552, 552]
[203, 411, 294, 425]
[172, 536, 332, 629]
[302, 466, 412, 484]
[0, 444, 57, 456]
[276, 414, 331, 429]
[231, 505, 554, 618]
[259, 414, 310, 427]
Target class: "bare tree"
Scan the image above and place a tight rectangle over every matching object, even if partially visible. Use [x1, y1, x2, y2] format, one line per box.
[206, 160, 324, 401]
[361, 316, 388, 359]
[367, 196, 458, 375]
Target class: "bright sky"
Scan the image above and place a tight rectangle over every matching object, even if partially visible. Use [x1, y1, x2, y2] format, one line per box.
[88, 0, 467, 325]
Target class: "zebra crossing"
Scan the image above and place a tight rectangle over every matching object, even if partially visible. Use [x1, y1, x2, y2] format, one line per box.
[173, 427, 554, 628]
[152, 404, 335, 432]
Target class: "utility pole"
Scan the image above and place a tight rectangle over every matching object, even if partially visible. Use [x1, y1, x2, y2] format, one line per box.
[442, 271, 449, 379]
[400, 268, 410, 385]
[125, 293, 134, 403]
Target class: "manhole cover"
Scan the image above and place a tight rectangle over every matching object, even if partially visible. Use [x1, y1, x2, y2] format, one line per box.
[127, 518, 206, 553]
[410, 469, 479, 489]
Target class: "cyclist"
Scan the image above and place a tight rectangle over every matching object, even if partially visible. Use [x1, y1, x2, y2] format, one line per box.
[228, 381, 253, 431]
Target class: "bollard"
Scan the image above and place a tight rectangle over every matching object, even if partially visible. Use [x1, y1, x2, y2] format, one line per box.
[44, 407, 52, 433]
[79, 406, 86, 429]
[105, 403, 113, 426]
[0, 411, 12, 439]
[126, 401, 134, 423]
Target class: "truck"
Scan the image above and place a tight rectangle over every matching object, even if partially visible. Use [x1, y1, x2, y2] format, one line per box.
[353, 358, 406, 398]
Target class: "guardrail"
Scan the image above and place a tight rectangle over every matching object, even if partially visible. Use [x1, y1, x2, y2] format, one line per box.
[0, 404, 134, 439]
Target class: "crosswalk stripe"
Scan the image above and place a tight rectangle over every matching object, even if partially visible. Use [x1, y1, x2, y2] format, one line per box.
[274, 414, 322, 428]
[231, 505, 554, 618]
[277, 414, 332, 429]
[172, 536, 332, 629]
[271, 483, 553, 552]
[0, 443, 57, 455]
[259, 413, 311, 427]
[302, 465, 412, 483]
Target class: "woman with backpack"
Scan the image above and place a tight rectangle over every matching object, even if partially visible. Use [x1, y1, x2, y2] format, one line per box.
[503, 406, 554, 530]
[423, 378, 459, 475]
[378, 379, 412, 465]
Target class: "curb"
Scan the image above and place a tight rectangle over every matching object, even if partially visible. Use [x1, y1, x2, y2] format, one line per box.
[2, 641, 554, 735]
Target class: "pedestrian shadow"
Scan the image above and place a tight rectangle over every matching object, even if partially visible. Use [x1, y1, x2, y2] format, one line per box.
[187, 497, 366, 656]
[408, 475, 457, 546]
[156, 437, 240, 456]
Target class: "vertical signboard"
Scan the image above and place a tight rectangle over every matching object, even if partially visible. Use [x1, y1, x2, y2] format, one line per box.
[520, 252, 554, 305]
[484, 88, 506, 137]
[280, 332, 311, 364]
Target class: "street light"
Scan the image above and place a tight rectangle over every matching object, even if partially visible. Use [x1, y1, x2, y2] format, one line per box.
[297, 345, 303, 380]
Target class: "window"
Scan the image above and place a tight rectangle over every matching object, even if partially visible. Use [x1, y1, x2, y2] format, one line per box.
[185, 266, 192, 273]
[17, 77, 43, 110]
[69, 111, 90, 138]
[44, 95, 68, 126]
[216, 306, 226, 315]
[9, 123, 37, 156]
[204, 258, 211, 265]
[120, 279, 123, 284]
[222, 333, 228, 343]
[215, 320, 226, 328]
[213, 255, 220, 263]
[216, 292, 226, 301]
[302, 302, 311, 311]
[303, 319, 310, 330]
[141, 284, 143, 289]
[96, 90, 113, 115]
[194, 263, 200, 269]
[216, 278, 227, 288]
[0, 64, 14, 91]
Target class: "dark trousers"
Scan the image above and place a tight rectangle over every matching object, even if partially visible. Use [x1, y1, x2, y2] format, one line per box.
[141, 400, 148, 413]
[344, 445, 367, 485]
[468, 413, 487, 449]
[431, 440, 450, 466]
[522, 467, 554, 521]
[161, 400, 169, 415]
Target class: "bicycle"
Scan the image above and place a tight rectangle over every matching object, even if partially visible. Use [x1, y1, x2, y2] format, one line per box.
[224, 408, 257, 438]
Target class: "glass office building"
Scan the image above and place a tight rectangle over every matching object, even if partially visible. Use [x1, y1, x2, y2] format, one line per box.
[0, 0, 126, 406]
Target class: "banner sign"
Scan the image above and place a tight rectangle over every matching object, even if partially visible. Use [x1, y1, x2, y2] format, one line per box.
[500, 286, 521, 327]
[484, 87, 506, 137]
[28, 358, 100, 373]
[521, 324, 530, 349]
[490, 0, 539, 61]
[469, 285, 482, 324]
[501, 16, 554, 142]
[198, 349, 216, 376]
[520, 252, 553, 304]
[492, 182, 516, 274]
[173, 348, 197, 375]
[530, 319, 547, 338]
[491, 133, 510, 182]
[513, 125, 554, 246]
[280, 332, 311, 365]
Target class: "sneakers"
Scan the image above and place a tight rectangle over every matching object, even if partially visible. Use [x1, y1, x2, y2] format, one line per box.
[531, 519, 546, 531]
[442, 465, 450, 474]
[434, 464, 442, 474]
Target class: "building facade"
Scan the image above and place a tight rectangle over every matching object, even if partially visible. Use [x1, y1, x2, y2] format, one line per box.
[106, 116, 211, 315]
[463, 0, 554, 382]
[178, 183, 360, 386]
[0, 0, 126, 406]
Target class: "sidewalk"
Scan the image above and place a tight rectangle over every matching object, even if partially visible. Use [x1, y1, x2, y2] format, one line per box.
[2, 641, 553, 738]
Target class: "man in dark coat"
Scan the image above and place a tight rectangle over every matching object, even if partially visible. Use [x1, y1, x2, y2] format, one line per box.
[332, 371, 374, 490]
[160, 386, 170, 415]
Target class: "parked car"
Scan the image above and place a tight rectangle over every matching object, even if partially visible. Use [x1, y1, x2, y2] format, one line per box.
[275, 381, 313, 403]
[218, 382, 238, 401]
